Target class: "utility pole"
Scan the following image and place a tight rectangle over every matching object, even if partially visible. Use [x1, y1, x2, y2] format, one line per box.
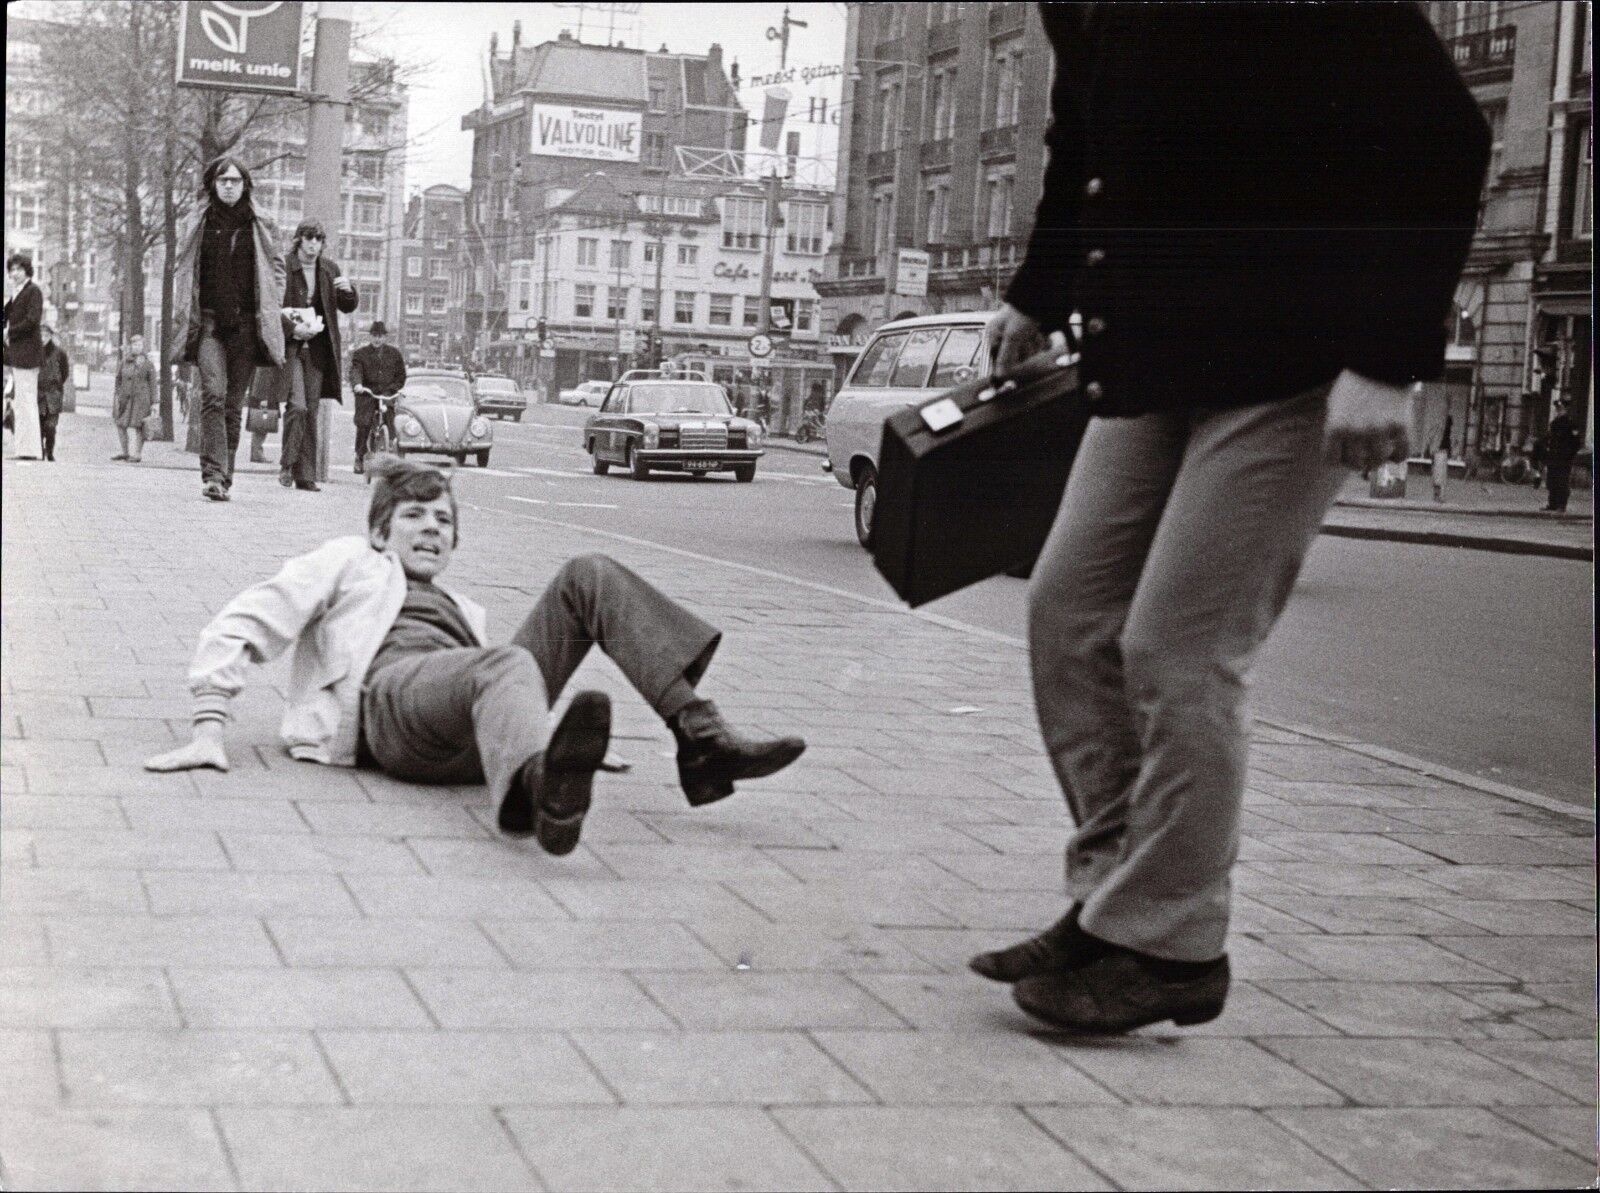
[303, 0, 352, 483]
[766, 5, 809, 70]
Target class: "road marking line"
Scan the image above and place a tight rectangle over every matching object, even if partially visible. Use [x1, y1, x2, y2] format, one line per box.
[505, 495, 548, 505]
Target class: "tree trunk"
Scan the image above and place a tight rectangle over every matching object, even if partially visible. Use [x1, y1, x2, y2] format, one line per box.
[120, 3, 146, 346]
[157, 68, 179, 442]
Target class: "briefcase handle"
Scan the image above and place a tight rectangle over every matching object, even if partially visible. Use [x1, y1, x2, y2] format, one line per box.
[979, 338, 1078, 402]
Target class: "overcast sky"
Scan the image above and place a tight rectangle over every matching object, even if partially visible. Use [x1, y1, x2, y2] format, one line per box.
[359, 2, 848, 195]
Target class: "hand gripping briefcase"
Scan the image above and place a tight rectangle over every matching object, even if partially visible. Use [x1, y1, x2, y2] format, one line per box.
[871, 346, 1088, 608]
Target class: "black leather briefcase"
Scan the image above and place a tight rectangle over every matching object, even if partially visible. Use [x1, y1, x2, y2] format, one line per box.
[871, 347, 1088, 607]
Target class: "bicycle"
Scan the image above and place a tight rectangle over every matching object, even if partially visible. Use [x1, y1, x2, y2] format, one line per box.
[356, 386, 399, 483]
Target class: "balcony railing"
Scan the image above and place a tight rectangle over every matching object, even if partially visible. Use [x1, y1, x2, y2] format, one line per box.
[927, 20, 962, 56]
[929, 238, 1022, 275]
[988, 3, 1024, 35]
[1447, 25, 1517, 81]
[920, 138, 954, 171]
[840, 254, 881, 279]
[979, 124, 1018, 159]
[865, 148, 899, 181]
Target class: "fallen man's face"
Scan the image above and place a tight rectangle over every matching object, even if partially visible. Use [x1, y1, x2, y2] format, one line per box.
[374, 496, 456, 581]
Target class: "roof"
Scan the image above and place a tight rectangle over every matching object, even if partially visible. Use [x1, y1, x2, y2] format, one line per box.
[511, 40, 647, 105]
[548, 172, 638, 218]
[875, 311, 1000, 332]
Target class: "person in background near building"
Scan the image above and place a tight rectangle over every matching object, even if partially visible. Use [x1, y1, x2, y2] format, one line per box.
[173, 156, 286, 502]
[1431, 413, 1454, 503]
[144, 455, 806, 856]
[4, 253, 45, 461]
[37, 323, 70, 463]
[972, 4, 1489, 1035]
[111, 333, 157, 464]
[1544, 398, 1580, 513]
[279, 219, 358, 492]
[350, 320, 406, 474]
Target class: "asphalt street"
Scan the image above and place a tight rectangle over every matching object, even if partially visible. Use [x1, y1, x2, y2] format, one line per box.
[444, 405, 1592, 806]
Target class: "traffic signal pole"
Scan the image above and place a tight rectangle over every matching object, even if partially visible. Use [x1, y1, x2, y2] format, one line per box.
[303, 1, 352, 482]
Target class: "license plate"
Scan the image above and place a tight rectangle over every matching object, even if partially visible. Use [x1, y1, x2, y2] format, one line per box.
[684, 460, 717, 471]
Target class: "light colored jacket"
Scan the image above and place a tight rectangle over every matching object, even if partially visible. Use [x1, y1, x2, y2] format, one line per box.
[188, 536, 487, 766]
[172, 200, 287, 368]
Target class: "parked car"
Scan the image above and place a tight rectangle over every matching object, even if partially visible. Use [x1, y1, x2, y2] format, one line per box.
[584, 374, 764, 481]
[472, 374, 525, 421]
[825, 312, 994, 546]
[393, 369, 495, 467]
[559, 379, 611, 407]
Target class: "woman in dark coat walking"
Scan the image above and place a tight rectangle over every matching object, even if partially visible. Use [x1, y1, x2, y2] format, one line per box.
[37, 324, 70, 462]
[278, 219, 358, 491]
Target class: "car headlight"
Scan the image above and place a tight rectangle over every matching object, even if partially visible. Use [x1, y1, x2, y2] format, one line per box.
[470, 417, 489, 438]
[643, 425, 660, 449]
[747, 422, 763, 447]
[398, 416, 423, 437]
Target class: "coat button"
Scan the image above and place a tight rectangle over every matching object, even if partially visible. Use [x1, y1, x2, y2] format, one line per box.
[1085, 177, 1103, 197]
[1086, 249, 1105, 266]
[1087, 317, 1107, 336]
[1086, 381, 1104, 400]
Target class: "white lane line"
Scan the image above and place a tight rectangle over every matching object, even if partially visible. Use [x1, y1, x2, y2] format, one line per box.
[506, 495, 617, 510]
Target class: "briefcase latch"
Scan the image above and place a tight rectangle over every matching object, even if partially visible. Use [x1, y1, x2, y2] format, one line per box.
[977, 379, 1018, 403]
[919, 398, 965, 432]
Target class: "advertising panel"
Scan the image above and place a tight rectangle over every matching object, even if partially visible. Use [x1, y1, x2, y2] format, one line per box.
[176, 1, 304, 95]
[530, 103, 641, 163]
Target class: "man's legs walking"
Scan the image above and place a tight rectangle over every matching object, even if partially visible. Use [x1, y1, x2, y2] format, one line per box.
[281, 351, 322, 487]
[198, 319, 254, 495]
[1545, 463, 1572, 512]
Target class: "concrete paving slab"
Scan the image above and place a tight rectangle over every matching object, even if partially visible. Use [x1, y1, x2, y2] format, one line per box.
[1260, 1036, 1579, 1106]
[811, 1029, 1121, 1105]
[572, 1029, 874, 1105]
[56, 1029, 342, 1106]
[0, 967, 178, 1030]
[167, 968, 434, 1030]
[480, 919, 725, 970]
[404, 968, 677, 1031]
[0, 1105, 239, 1192]
[318, 1029, 613, 1105]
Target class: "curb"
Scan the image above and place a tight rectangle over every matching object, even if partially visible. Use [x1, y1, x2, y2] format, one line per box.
[1335, 497, 1592, 524]
[1319, 521, 1593, 562]
[763, 439, 828, 459]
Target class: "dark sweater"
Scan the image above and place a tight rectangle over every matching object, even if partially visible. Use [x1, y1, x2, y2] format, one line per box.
[200, 206, 259, 326]
[366, 579, 480, 679]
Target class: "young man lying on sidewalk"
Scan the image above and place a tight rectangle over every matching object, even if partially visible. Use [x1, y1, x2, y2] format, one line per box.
[146, 456, 805, 854]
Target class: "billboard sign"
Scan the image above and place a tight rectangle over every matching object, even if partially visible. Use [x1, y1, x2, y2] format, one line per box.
[177, 1, 304, 95]
[894, 248, 930, 298]
[531, 104, 641, 163]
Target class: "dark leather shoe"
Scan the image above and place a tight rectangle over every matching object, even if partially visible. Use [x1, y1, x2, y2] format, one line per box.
[249, 448, 268, 463]
[670, 698, 805, 807]
[969, 904, 1110, 983]
[294, 480, 321, 492]
[279, 472, 294, 488]
[499, 691, 611, 854]
[202, 482, 228, 502]
[1013, 950, 1230, 1034]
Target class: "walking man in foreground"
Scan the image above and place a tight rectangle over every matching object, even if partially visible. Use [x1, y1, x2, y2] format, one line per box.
[145, 456, 805, 854]
[972, 4, 1490, 1033]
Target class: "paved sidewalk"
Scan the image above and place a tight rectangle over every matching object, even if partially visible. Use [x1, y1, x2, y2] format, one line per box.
[3, 414, 1595, 1192]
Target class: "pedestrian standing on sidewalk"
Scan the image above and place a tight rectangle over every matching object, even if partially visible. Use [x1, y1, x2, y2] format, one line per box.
[350, 320, 406, 474]
[173, 156, 286, 503]
[972, 4, 1489, 1035]
[1431, 414, 1454, 503]
[1543, 399, 1580, 513]
[37, 324, 69, 463]
[111, 334, 157, 464]
[3, 253, 45, 461]
[279, 219, 358, 492]
[144, 456, 806, 854]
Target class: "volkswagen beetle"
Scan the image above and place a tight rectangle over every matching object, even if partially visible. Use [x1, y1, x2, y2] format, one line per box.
[394, 369, 494, 467]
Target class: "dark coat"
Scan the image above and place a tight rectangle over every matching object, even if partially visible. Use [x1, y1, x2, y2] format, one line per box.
[3, 281, 45, 370]
[38, 342, 70, 418]
[173, 201, 286, 368]
[282, 256, 360, 402]
[1546, 413, 1580, 466]
[1005, 3, 1491, 417]
[349, 342, 407, 422]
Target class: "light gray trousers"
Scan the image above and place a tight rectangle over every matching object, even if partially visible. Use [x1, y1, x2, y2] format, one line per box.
[1029, 385, 1347, 960]
[361, 554, 719, 808]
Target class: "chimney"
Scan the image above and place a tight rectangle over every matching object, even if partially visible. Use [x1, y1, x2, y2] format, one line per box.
[511, 20, 521, 50]
[708, 43, 722, 67]
[558, 29, 572, 42]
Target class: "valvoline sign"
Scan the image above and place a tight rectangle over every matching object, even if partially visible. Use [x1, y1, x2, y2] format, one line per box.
[176, 1, 304, 95]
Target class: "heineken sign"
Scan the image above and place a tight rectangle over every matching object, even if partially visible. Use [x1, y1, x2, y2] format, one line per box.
[176, 1, 304, 95]
[531, 104, 641, 163]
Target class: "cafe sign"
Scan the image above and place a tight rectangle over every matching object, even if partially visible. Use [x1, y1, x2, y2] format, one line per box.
[176, 1, 304, 95]
[531, 103, 641, 163]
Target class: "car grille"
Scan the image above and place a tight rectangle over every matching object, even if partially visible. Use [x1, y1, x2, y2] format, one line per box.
[679, 426, 728, 451]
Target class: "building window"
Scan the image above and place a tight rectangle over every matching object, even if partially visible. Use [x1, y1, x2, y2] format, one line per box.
[1573, 121, 1592, 239]
[607, 286, 630, 321]
[742, 297, 761, 327]
[577, 237, 599, 267]
[5, 192, 40, 234]
[574, 283, 595, 318]
[610, 239, 631, 270]
[643, 241, 660, 264]
[354, 195, 383, 231]
[709, 293, 734, 325]
[649, 83, 667, 112]
[873, 187, 896, 254]
[722, 197, 765, 250]
[644, 131, 668, 169]
[674, 291, 696, 323]
[796, 298, 816, 333]
[989, 44, 1024, 128]
[1483, 103, 1506, 180]
[877, 80, 901, 150]
[404, 293, 424, 315]
[923, 179, 951, 244]
[406, 257, 422, 278]
[926, 67, 956, 141]
[981, 168, 1014, 239]
[429, 294, 447, 313]
[785, 202, 826, 254]
[676, 243, 698, 267]
[641, 290, 658, 323]
[4, 141, 42, 180]
[430, 258, 447, 279]
[85, 251, 97, 287]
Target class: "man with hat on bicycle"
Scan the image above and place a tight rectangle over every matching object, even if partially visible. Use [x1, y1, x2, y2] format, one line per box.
[350, 320, 406, 474]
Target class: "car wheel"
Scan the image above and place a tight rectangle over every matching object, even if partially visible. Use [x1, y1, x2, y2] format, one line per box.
[513, 412, 523, 423]
[476, 450, 491, 467]
[734, 464, 756, 483]
[629, 446, 650, 481]
[854, 464, 877, 548]
[453, 453, 466, 467]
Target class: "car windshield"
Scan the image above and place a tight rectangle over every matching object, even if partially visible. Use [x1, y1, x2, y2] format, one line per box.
[627, 385, 732, 415]
[405, 378, 472, 405]
[478, 379, 516, 392]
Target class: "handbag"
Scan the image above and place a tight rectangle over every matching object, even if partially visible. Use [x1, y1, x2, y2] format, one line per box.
[246, 405, 280, 434]
[871, 346, 1089, 608]
[142, 411, 163, 440]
